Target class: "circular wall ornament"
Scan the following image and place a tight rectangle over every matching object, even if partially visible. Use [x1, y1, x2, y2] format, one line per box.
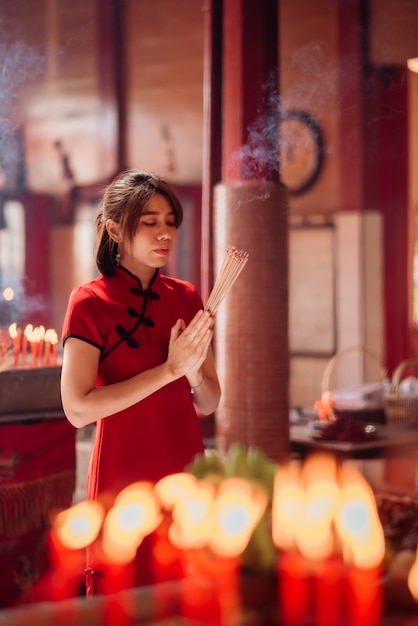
[279, 110, 324, 195]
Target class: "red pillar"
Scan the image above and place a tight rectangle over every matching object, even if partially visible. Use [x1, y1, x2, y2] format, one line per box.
[371, 67, 409, 374]
[338, 0, 410, 374]
[337, 0, 365, 212]
[201, 0, 223, 304]
[22, 193, 53, 328]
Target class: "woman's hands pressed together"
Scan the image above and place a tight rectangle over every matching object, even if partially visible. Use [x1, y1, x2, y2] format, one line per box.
[61, 309, 220, 428]
[167, 310, 214, 378]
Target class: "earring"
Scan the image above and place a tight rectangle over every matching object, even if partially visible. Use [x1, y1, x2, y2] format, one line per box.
[115, 244, 121, 266]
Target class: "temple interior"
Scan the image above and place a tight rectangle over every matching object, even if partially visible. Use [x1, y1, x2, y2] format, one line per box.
[1, 0, 418, 622]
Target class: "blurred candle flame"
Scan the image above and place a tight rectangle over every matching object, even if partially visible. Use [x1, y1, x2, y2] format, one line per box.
[298, 453, 339, 560]
[408, 548, 418, 600]
[8, 322, 18, 340]
[155, 472, 199, 509]
[273, 454, 384, 568]
[168, 480, 215, 549]
[53, 500, 104, 550]
[24, 323, 33, 340]
[209, 478, 267, 557]
[102, 482, 161, 564]
[272, 461, 305, 551]
[335, 463, 385, 569]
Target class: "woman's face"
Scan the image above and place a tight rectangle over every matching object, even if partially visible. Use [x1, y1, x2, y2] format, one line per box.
[119, 192, 178, 279]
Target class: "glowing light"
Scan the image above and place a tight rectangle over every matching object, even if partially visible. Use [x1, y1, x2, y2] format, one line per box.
[44, 328, 57, 343]
[8, 322, 18, 340]
[54, 500, 104, 550]
[407, 57, 418, 73]
[334, 464, 385, 569]
[169, 481, 215, 549]
[155, 472, 198, 509]
[297, 453, 339, 560]
[3, 287, 14, 301]
[272, 462, 305, 550]
[408, 548, 418, 600]
[209, 478, 267, 557]
[272, 454, 384, 568]
[102, 482, 161, 564]
[24, 323, 34, 340]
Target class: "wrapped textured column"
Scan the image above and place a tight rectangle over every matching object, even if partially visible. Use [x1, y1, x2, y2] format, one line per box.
[213, 180, 289, 461]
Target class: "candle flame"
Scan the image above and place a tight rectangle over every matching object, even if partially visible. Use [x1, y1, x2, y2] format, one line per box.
[272, 462, 305, 551]
[45, 328, 57, 343]
[273, 454, 384, 568]
[209, 478, 267, 557]
[335, 464, 385, 569]
[24, 323, 33, 339]
[297, 453, 339, 560]
[168, 480, 215, 549]
[8, 322, 18, 339]
[408, 548, 418, 600]
[53, 500, 104, 550]
[102, 482, 161, 564]
[155, 472, 199, 510]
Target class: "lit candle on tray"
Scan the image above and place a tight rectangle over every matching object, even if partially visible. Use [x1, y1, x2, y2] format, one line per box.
[334, 462, 385, 626]
[300, 454, 344, 626]
[8, 322, 21, 366]
[100, 481, 161, 594]
[51, 329, 59, 365]
[44, 328, 56, 365]
[22, 323, 33, 365]
[272, 461, 311, 626]
[157, 474, 266, 626]
[49, 500, 104, 600]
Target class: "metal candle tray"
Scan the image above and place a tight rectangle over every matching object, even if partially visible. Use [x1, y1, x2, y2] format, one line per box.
[0, 366, 62, 416]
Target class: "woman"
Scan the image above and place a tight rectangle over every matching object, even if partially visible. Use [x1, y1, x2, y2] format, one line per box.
[61, 170, 221, 593]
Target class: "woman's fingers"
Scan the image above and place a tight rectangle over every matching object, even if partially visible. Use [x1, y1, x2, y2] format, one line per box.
[184, 310, 213, 342]
[168, 311, 214, 375]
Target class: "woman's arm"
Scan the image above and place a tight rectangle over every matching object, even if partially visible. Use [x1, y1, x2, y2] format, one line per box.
[61, 309, 219, 428]
[186, 346, 221, 415]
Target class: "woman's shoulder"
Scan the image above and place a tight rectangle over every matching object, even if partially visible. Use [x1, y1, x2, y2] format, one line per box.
[68, 275, 108, 304]
[158, 273, 198, 294]
[158, 274, 203, 308]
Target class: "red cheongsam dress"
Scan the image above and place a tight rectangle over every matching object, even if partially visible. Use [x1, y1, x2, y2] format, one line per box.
[62, 265, 205, 594]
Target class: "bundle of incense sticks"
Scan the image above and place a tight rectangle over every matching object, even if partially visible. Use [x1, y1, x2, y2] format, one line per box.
[205, 246, 249, 314]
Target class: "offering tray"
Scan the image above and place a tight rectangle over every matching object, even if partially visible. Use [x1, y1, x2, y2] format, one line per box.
[0, 365, 62, 416]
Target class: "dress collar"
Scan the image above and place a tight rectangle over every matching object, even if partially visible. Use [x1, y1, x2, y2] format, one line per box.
[114, 265, 160, 293]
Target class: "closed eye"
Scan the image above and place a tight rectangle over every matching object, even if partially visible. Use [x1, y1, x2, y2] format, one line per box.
[142, 221, 177, 227]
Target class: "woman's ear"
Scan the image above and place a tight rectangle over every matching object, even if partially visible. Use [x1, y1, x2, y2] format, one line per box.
[106, 219, 122, 243]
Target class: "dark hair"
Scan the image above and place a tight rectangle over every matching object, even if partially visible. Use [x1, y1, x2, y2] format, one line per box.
[95, 170, 184, 276]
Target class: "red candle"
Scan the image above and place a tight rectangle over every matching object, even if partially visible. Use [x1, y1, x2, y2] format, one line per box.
[335, 463, 385, 626]
[22, 324, 33, 365]
[314, 554, 346, 626]
[278, 551, 311, 626]
[30, 336, 38, 365]
[45, 340, 51, 365]
[51, 330, 59, 365]
[8, 323, 21, 366]
[181, 549, 240, 626]
[347, 564, 382, 626]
